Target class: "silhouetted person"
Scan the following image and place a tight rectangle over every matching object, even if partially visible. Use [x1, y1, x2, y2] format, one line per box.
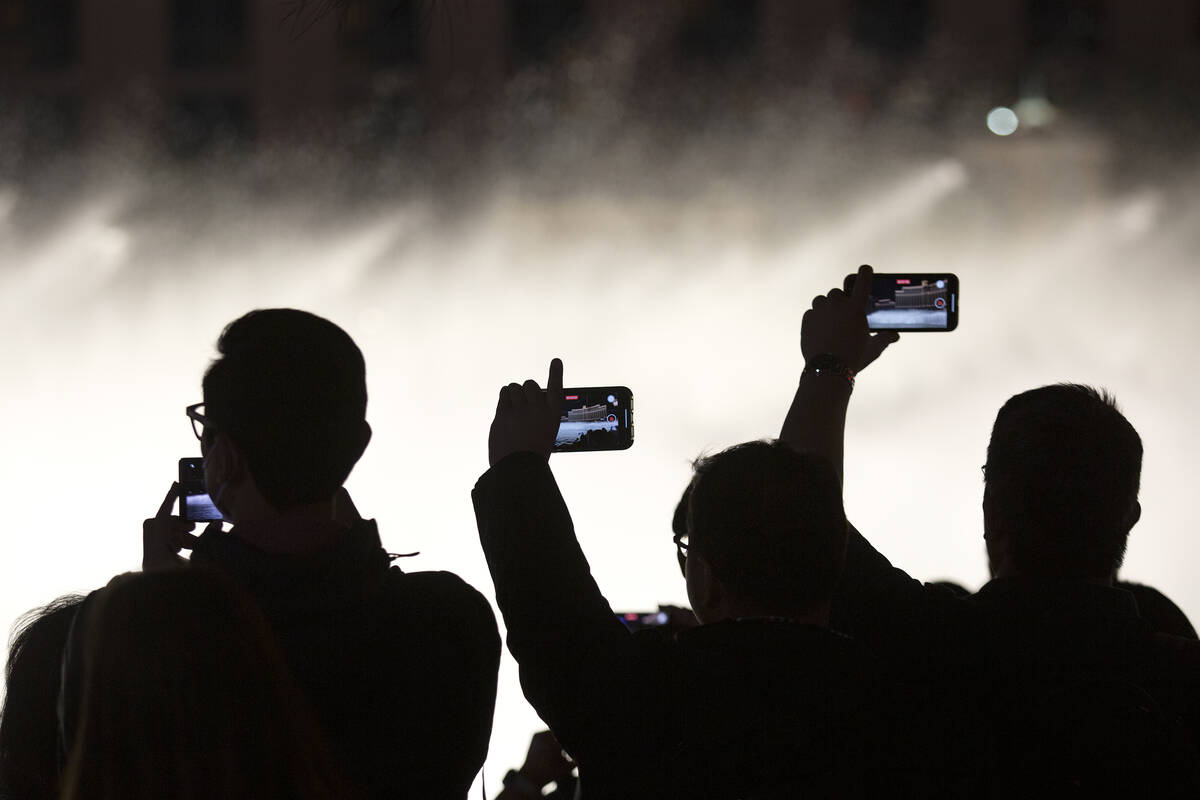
[472, 360, 981, 800]
[782, 265, 1200, 795]
[143, 309, 500, 800]
[922, 579, 1196, 637]
[58, 568, 344, 800]
[0, 595, 84, 800]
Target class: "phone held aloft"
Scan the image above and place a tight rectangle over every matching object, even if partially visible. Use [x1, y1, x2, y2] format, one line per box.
[844, 272, 959, 332]
[177, 457, 223, 522]
[554, 387, 634, 453]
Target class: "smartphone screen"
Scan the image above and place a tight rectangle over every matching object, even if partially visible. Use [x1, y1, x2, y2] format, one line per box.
[177, 457, 223, 522]
[844, 273, 959, 331]
[554, 387, 634, 453]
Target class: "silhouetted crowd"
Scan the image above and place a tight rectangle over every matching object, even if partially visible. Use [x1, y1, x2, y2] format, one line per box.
[1, 266, 1197, 799]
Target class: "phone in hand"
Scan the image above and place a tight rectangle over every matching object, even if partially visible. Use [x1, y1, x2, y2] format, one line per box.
[178, 457, 223, 522]
[844, 272, 959, 331]
[554, 387, 634, 453]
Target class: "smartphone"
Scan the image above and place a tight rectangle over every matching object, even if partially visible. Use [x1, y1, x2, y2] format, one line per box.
[178, 457, 223, 522]
[844, 272, 959, 331]
[616, 611, 671, 631]
[554, 387, 634, 453]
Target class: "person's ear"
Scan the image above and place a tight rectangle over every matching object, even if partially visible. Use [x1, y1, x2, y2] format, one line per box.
[687, 553, 727, 624]
[1125, 501, 1141, 533]
[982, 483, 993, 534]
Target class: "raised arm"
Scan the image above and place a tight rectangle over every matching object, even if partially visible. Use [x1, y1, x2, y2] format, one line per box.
[472, 359, 644, 765]
[780, 268, 967, 650]
[779, 264, 897, 481]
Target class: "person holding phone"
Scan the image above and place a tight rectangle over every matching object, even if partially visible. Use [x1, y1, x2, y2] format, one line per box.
[471, 356, 975, 799]
[138, 309, 500, 800]
[782, 265, 1200, 794]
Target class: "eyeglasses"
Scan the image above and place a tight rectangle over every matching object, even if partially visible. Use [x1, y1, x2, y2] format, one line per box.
[186, 403, 211, 442]
[673, 532, 689, 577]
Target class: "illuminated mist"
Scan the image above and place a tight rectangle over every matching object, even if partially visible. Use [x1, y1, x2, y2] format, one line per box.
[3, 49, 1200, 789]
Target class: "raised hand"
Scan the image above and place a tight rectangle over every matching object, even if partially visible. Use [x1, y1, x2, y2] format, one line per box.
[488, 358, 565, 467]
[142, 482, 202, 570]
[801, 264, 899, 374]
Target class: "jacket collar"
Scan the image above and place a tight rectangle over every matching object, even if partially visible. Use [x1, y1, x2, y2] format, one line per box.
[190, 518, 395, 613]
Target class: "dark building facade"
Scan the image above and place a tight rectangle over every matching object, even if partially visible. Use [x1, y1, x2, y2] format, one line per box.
[566, 403, 609, 423]
[894, 281, 948, 309]
[1, 0, 1198, 158]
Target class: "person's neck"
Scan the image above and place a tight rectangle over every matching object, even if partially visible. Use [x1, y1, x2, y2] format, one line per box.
[228, 499, 345, 555]
[232, 499, 335, 525]
[994, 565, 1114, 587]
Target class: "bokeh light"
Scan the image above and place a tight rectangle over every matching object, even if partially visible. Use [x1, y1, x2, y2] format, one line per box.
[987, 107, 1020, 136]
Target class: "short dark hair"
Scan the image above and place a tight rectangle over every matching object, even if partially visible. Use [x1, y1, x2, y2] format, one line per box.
[985, 384, 1142, 578]
[687, 441, 847, 614]
[202, 309, 367, 510]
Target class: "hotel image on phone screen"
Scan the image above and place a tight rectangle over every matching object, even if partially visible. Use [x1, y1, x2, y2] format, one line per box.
[554, 387, 633, 452]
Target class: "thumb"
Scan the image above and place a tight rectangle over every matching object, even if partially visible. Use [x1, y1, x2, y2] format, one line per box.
[860, 331, 899, 371]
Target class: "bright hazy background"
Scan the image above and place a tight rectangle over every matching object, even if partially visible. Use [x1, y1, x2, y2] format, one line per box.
[4, 6, 1200, 790]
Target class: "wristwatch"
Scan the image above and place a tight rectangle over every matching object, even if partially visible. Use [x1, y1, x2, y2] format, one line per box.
[804, 353, 855, 388]
[503, 768, 543, 798]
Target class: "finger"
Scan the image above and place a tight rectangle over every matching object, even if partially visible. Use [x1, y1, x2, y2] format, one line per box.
[546, 357, 565, 412]
[156, 482, 181, 519]
[850, 264, 873, 311]
[506, 383, 526, 406]
[177, 531, 201, 551]
[826, 288, 847, 302]
[202, 521, 223, 536]
[811, 294, 828, 309]
[862, 330, 900, 368]
[522, 379, 542, 405]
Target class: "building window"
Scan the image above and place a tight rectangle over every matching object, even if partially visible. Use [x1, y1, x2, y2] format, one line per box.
[167, 94, 252, 157]
[341, 0, 420, 69]
[171, 0, 248, 69]
[509, 0, 586, 65]
[0, 0, 79, 68]
[677, 0, 761, 62]
[1028, 0, 1107, 53]
[852, 0, 929, 55]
